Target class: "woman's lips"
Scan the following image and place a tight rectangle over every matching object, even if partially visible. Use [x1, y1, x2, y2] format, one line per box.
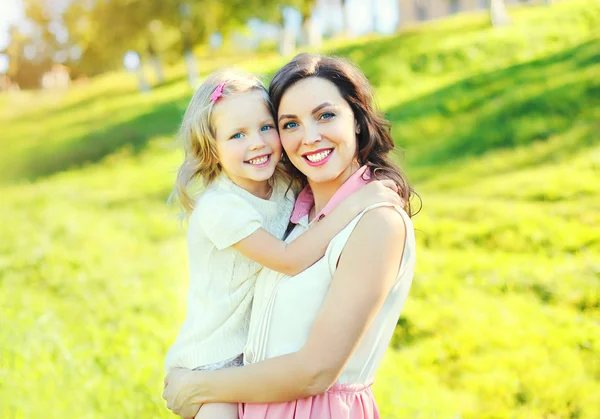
[302, 148, 333, 167]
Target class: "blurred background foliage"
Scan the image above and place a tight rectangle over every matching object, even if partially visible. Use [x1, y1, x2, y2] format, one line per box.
[1, 0, 599, 418]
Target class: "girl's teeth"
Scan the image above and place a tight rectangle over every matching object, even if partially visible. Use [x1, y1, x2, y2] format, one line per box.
[306, 150, 331, 163]
[248, 156, 269, 165]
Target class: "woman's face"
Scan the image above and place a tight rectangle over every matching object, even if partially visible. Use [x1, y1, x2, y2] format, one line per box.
[277, 77, 358, 185]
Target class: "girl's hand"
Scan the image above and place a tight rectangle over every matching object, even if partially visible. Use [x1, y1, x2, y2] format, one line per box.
[162, 368, 203, 419]
[318, 180, 404, 229]
[349, 180, 404, 212]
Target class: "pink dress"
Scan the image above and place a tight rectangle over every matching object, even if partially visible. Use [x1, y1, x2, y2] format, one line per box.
[240, 167, 416, 419]
[239, 382, 378, 418]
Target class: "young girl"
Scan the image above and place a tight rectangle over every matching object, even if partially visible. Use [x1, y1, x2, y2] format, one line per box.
[165, 69, 400, 419]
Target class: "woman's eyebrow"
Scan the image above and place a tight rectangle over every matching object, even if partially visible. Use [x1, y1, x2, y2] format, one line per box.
[278, 113, 295, 122]
[311, 102, 335, 115]
[278, 102, 336, 123]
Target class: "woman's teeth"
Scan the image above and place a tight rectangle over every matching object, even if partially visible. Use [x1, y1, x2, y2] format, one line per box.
[305, 150, 332, 163]
[247, 155, 269, 165]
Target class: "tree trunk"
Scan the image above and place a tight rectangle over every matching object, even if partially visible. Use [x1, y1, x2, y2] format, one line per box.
[183, 50, 198, 88]
[489, 0, 511, 27]
[147, 43, 164, 84]
[303, 17, 322, 50]
[372, 0, 378, 33]
[136, 66, 150, 92]
[415, 0, 428, 22]
[279, 28, 295, 55]
[340, 0, 355, 37]
[280, 6, 297, 55]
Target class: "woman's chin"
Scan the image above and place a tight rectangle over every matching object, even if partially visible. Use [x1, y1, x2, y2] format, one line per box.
[302, 167, 346, 185]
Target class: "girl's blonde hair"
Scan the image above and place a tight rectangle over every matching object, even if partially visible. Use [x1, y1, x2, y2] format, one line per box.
[170, 69, 275, 214]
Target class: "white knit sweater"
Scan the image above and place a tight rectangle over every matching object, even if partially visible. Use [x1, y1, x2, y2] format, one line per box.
[165, 173, 295, 372]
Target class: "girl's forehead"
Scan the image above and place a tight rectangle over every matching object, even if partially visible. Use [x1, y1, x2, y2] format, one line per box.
[214, 91, 268, 115]
[212, 91, 272, 130]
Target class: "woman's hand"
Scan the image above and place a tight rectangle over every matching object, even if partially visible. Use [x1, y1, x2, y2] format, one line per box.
[162, 368, 203, 419]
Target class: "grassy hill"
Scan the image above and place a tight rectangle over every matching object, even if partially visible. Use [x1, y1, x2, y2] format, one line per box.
[1, 0, 599, 417]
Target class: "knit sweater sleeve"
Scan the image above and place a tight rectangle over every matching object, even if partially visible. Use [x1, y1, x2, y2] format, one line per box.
[196, 191, 263, 250]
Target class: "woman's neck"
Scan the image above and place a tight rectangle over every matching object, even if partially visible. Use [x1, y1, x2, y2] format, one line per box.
[308, 162, 359, 220]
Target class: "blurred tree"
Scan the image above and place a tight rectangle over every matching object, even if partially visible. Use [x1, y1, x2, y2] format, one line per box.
[62, 0, 182, 75]
[3, 1, 61, 88]
[10, 0, 326, 82]
[295, 0, 323, 49]
[283, 0, 311, 47]
[35, 0, 267, 76]
[3, 24, 51, 89]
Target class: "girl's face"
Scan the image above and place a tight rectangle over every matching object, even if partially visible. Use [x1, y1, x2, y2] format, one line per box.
[213, 90, 282, 192]
[277, 77, 358, 185]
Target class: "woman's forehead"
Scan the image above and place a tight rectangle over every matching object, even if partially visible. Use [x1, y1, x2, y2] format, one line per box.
[279, 77, 346, 112]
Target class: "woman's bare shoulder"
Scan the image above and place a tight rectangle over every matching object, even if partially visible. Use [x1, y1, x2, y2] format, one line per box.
[341, 206, 407, 259]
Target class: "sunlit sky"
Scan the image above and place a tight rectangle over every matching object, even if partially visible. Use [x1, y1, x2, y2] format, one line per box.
[0, 0, 398, 51]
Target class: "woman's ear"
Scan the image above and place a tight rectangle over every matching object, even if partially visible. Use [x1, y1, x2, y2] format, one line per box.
[355, 120, 361, 134]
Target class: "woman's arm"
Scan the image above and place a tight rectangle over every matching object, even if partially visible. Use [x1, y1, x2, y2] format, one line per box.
[163, 206, 407, 410]
[232, 180, 401, 276]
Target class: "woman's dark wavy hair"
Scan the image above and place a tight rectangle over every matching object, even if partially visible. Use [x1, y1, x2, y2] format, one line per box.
[269, 53, 417, 217]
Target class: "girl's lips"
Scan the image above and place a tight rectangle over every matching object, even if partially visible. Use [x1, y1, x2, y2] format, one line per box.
[303, 148, 333, 167]
[245, 154, 271, 168]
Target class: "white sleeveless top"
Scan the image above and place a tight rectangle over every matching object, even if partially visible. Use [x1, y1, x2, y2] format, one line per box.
[244, 203, 416, 384]
[164, 174, 294, 373]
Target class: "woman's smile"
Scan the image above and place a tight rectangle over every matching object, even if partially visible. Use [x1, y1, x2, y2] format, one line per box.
[302, 148, 333, 166]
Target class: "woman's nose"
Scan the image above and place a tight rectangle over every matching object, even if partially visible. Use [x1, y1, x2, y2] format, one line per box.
[302, 123, 322, 146]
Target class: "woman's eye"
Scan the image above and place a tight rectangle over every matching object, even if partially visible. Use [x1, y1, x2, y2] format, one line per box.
[320, 112, 335, 120]
[230, 132, 244, 140]
[282, 121, 298, 130]
[260, 125, 273, 132]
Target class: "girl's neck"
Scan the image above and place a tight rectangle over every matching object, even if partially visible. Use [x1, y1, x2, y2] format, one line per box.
[247, 181, 273, 200]
[225, 173, 272, 200]
[308, 162, 359, 221]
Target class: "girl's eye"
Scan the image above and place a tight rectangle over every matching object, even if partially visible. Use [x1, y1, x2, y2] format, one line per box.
[319, 112, 335, 120]
[260, 125, 273, 132]
[282, 121, 298, 130]
[230, 132, 244, 140]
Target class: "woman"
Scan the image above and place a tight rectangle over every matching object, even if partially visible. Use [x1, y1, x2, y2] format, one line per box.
[163, 53, 417, 419]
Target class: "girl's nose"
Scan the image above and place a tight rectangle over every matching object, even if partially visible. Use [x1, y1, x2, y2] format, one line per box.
[249, 133, 266, 150]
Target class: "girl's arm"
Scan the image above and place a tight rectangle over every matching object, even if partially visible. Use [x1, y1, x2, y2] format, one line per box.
[232, 180, 401, 276]
[163, 206, 407, 411]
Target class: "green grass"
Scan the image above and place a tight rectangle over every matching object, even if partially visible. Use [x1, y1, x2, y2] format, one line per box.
[1, 0, 599, 417]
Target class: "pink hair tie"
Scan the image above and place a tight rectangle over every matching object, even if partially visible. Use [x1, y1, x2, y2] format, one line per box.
[210, 82, 226, 102]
